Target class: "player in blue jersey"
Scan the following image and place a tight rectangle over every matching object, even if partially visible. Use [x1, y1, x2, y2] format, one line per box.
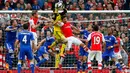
[34, 30, 54, 69]
[15, 24, 35, 73]
[102, 26, 122, 70]
[5, 19, 18, 71]
[75, 25, 92, 73]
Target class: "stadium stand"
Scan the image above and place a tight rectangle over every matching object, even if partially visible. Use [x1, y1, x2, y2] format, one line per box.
[0, 0, 130, 73]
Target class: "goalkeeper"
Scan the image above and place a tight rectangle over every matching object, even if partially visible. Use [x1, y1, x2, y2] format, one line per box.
[48, 2, 67, 58]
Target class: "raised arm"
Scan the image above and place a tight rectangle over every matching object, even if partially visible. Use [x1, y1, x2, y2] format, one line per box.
[5, 26, 17, 31]
[36, 39, 46, 50]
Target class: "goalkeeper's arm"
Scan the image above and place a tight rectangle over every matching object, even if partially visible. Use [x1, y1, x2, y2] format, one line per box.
[60, 8, 67, 15]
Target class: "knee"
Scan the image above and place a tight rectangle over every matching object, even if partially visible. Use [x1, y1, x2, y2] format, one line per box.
[45, 56, 49, 61]
[18, 60, 22, 64]
[62, 38, 68, 44]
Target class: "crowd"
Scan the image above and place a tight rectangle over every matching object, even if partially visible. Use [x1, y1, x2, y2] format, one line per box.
[0, 12, 129, 68]
[0, 0, 130, 10]
[0, 0, 129, 69]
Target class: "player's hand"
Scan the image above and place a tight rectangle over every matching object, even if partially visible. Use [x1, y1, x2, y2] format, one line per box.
[55, 3, 59, 8]
[108, 46, 113, 50]
[84, 47, 89, 52]
[13, 28, 17, 30]
[14, 48, 19, 54]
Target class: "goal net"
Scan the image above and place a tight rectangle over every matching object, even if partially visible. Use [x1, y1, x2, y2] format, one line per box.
[0, 10, 129, 73]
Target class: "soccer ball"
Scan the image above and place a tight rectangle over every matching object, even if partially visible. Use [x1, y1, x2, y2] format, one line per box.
[58, 2, 63, 8]
[55, 2, 64, 9]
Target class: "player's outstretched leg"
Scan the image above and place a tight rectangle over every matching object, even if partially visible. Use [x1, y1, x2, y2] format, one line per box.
[59, 44, 66, 57]
[59, 56, 65, 69]
[36, 54, 49, 68]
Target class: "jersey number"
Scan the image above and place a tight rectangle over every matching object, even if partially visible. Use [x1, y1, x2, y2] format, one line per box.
[94, 36, 100, 44]
[22, 35, 27, 44]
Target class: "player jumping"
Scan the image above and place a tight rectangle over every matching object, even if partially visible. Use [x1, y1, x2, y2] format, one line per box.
[15, 24, 35, 73]
[48, 2, 68, 58]
[58, 15, 89, 70]
[34, 31, 54, 70]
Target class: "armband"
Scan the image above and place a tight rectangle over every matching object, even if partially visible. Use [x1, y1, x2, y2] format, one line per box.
[110, 46, 114, 48]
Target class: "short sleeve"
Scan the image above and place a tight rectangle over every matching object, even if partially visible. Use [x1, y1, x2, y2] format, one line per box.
[87, 33, 91, 41]
[120, 39, 124, 46]
[29, 19, 34, 26]
[113, 36, 117, 44]
[102, 34, 105, 42]
[80, 30, 84, 34]
[31, 33, 34, 40]
[6, 26, 11, 29]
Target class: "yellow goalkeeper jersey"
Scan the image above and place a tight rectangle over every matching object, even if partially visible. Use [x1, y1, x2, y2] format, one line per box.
[53, 14, 62, 32]
[53, 8, 67, 32]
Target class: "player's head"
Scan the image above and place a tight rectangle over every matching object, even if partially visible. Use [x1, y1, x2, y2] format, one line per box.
[32, 10, 38, 18]
[10, 19, 17, 26]
[107, 26, 113, 35]
[92, 25, 99, 31]
[113, 30, 119, 37]
[87, 24, 93, 32]
[46, 30, 52, 37]
[23, 23, 29, 30]
[61, 15, 67, 23]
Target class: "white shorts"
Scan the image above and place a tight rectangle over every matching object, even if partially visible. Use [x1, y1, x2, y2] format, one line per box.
[66, 36, 82, 51]
[114, 51, 122, 59]
[88, 51, 102, 62]
[32, 32, 38, 46]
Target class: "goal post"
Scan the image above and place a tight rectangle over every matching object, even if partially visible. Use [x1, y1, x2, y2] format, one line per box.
[0, 10, 130, 13]
[0, 10, 130, 69]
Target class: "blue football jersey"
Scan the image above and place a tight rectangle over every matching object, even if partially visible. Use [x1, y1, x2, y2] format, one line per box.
[104, 35, 117, 51]
[80, 30, 91, 48]
[5, 26, 17, 43]
[43, 36, 55, 47]
[18, 30, 34, 48]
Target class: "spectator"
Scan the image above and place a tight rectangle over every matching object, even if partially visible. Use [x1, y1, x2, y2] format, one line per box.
[107, 3, 113, 10]
[79, 4, 85, 10]
[25, 3, 32, 10]
[15, 3, 23, 10]
[64, 0, 72, 9]
[0, 29, 2, 51]
[32, 0, 40, 10]
[70, 2, 77, 10]
[47, 0, 54, 10]
[0, 0, 128, 10]
[114, 5, 119, 10]
[89, 14, 93, 20]
[19, 0, 26, 9]
[9, 0, 17, 9]
[85, 0, 92, 10]
[97, 2, 103, 10]
[42, 2, 48, 10]
[0, 0, 4, 10]
[4, 1, 12, 10]
[37, 0, 45, 8]
[128, 20, 130, 29]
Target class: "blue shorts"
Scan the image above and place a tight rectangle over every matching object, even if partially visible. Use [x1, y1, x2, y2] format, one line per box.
[36, 46, 48, 57]
[102, 50, 115, 61]
[5, 43, 14, 53]
[79, 47, 88, 57]
[18, 47, 33, 60]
